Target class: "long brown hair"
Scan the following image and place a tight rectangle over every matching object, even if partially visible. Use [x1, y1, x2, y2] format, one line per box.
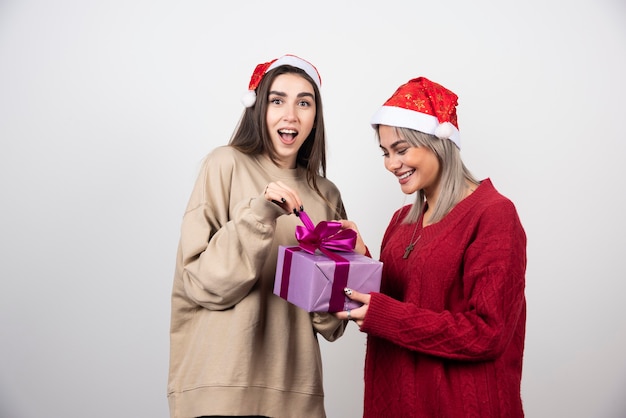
[229, 65, 328, 198]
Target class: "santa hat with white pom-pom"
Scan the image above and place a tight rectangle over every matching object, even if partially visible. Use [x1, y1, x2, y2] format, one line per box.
[370, 77, 461, 149]
[240, 54, 322, 108]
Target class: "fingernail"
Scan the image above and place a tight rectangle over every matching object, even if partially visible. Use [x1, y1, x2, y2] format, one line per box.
[281, 197, 286, 203]
[300, 205, 304, 211]
[344, 287, 352, 296]
[293, 208, 300, 217]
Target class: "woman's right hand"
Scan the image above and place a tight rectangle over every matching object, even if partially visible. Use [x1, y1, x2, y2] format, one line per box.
[264, 181, 303, 216]
[334, 287, 370, 327]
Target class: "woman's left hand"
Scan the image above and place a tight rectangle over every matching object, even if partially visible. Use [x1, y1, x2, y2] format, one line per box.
[334, 287, 370, 327]
[335, 219, 367, 255]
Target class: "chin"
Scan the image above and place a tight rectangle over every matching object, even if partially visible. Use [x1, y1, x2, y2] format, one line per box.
[400, 186, 417, 195]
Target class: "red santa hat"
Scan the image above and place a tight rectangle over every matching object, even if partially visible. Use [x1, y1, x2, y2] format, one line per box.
[370, 77, 461, 149]
[241, 54, 322, 108]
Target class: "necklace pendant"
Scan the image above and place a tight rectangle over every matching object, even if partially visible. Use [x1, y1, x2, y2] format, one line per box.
[403, 243, 414, 259]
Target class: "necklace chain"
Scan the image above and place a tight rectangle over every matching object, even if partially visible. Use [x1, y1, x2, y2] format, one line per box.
[403, 222, 421, 259]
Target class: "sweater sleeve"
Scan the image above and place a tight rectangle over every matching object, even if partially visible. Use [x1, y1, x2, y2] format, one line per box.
[177, 151, 283, 310]
[362, 199, 527, 361]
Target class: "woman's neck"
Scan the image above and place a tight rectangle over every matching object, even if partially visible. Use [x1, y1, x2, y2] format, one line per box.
[422, 180, 477, 226]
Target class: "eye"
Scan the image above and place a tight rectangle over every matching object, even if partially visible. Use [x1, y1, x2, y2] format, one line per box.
[297, 99, 312, 107]
[397, 147, 409, 155]
[269, 96, 283, 105]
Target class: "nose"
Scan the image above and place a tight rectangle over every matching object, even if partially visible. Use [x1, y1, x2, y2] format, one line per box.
[385, 153, 402, 172]
[282, 104, 297, 122]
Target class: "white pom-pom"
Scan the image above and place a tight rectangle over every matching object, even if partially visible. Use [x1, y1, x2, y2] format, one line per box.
[435, 122, 454, 139]
[240, 90, 257, 107]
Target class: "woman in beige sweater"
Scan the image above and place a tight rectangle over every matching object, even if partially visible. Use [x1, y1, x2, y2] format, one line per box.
[167, 54, 348, 418]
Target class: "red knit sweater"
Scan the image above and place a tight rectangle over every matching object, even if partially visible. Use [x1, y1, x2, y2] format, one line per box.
[361, 179, 526, 418]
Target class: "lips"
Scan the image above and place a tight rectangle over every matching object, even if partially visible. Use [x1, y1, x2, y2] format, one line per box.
[278, 129, 298, 144]
[397, 169, 415, 181]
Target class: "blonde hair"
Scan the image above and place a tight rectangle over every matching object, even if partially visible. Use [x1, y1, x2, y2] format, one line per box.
[379, 126, 478, 224]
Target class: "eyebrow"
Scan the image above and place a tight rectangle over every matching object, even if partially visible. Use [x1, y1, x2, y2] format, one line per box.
[380, 139, 408, 150]
[268, 90, 315, 99]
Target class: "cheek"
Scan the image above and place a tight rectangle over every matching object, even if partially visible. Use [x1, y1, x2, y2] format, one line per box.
[303, 112, 316, 130]
[427, 154, 441, 173]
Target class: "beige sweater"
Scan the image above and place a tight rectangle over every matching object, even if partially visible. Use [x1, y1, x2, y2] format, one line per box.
[168, 146, 348, 418]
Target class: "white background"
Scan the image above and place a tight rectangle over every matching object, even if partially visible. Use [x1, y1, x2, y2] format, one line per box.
[1, 1, 625, 417]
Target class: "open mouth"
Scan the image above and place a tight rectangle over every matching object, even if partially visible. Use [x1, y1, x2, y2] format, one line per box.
[278, 129, 298, 143]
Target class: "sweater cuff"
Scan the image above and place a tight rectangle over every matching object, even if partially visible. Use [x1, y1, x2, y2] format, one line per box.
[250, 195, 286, 224]
[361, 292, 404, 340]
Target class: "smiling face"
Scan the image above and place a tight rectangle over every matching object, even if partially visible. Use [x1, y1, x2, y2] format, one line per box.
[265, 73, 316, 169]
[379, 124, 441, 197]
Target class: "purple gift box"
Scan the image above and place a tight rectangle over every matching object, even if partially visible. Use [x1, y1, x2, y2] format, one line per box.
[274, 245, 382, 313]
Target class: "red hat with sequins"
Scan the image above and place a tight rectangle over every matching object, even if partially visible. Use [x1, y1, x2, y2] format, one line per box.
[370, 77, 461, 149]
[240, 54, 322, 108]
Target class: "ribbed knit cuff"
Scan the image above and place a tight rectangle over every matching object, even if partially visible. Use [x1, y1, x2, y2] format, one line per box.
[361, 292, 405, 341]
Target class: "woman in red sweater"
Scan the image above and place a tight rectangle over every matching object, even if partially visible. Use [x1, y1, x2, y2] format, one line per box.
[337, 77, 527, 417]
